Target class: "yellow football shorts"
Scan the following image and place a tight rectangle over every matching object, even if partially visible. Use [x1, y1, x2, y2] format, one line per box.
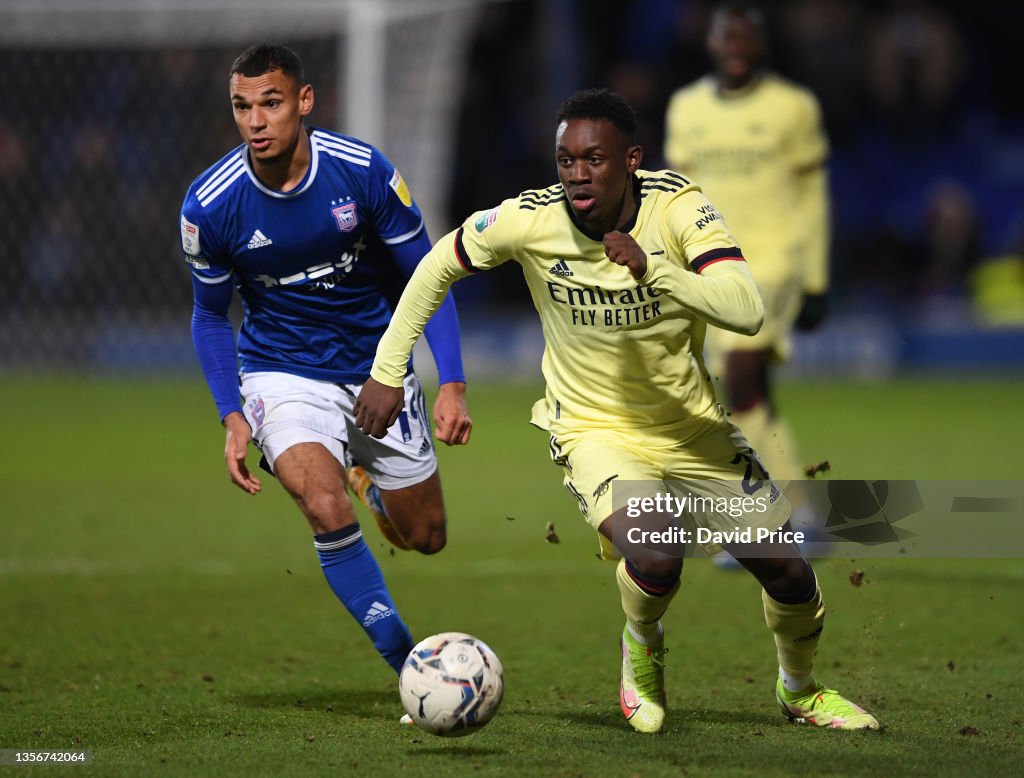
[546, 410, 791, 561]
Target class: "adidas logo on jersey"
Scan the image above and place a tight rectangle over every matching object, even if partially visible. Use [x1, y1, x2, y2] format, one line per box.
[247, 229, 273, 249]
[362, 601, 395, 626]
[549, 259, 573, 277]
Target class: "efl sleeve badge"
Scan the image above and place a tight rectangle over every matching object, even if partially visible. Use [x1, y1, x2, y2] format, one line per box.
[389, 168, 413, 207]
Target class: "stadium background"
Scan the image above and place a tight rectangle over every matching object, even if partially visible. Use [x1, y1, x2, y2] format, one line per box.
[2, 0, 1023, 379]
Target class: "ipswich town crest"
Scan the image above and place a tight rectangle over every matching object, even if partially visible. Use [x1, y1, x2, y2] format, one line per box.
[332, 202, 358, 232]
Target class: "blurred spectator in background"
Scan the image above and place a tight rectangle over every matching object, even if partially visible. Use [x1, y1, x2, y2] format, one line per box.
[779, 0, 865, 146]
[865, 0, 965, 143]
[25, 195, 88, 310]
[920, 177, 978, 297]
[663, 2, 830, 481]
[0, 119, 30, 311]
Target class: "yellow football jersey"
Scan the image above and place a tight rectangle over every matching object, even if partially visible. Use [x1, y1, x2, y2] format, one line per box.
[372, 170, 764, 433]
[664, 74, 829, 291]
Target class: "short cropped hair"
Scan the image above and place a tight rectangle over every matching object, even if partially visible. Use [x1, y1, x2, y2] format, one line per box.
[556, 89, 638, 143]
[230, 43, 306, 86]
[711, 2, 766, 31]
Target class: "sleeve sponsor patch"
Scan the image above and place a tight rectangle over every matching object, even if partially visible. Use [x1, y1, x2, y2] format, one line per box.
[389, 168, 413, 207]
[473, 207, 499, 233]
[693, 203, 723, 230]
[181, 215, 202, 256]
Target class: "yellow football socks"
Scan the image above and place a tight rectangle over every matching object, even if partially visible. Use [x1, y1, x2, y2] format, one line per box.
[762, 583, 825, 685]
[616, 559, 680, 643]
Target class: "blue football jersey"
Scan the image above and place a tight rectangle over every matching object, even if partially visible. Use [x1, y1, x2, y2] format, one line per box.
[180, 128, 424, 383]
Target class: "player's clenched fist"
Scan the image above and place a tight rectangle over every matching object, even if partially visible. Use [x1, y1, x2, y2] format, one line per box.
[603, 232, 648, 279]
[354, 377, 405, 439]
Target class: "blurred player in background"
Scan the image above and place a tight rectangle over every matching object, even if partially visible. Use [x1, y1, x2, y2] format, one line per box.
[179, 43, 471, 676]
[665, 3, 830, 483]
[355, 89, 878, 733]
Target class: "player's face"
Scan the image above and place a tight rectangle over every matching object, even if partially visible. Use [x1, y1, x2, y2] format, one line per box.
[556, 118, 642, 235]
[229, 69, 313, 164]
[707, 12, 763, 87]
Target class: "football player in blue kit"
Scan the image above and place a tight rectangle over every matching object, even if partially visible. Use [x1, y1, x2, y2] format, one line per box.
[180, 43, 471, 674]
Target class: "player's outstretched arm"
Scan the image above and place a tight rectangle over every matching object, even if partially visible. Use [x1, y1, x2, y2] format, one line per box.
[432, 381, 472, 446]
[388, 232, 472, 445]
[354, 378, 405, 439]
[223, 411, 261, 494]
[389, 232, 468, 388]
[371, 230, 472, 379]
[358, 230, 472, 438]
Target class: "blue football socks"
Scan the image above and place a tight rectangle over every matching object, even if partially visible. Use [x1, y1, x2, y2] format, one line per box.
[314, 523, 413, 674]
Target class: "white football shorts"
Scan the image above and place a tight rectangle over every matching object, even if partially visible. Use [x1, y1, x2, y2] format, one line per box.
[240, 371, 435, 490]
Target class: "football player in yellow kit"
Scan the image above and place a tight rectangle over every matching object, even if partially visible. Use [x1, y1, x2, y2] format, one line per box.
[356, 89, 877, 734]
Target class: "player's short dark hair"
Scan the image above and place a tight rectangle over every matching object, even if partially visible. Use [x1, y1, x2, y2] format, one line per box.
[711, 2, 766, 31]
[556, 88, 638, 143]
[230, 43, 306, 86]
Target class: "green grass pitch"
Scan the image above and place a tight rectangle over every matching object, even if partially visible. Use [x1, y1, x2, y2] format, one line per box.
[1, 376, 1021, 776]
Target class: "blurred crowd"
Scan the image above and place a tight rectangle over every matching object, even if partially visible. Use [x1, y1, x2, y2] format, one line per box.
[451, 0, 1024, 320]
[0, 41, 335, 319]
[2, 0, 1022, 327]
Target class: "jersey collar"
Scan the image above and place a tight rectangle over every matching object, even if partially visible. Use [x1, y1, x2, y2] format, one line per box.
[564, 174, 643, 243]
[714, 72, 764, 100]
[241, 126, 319, 199]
